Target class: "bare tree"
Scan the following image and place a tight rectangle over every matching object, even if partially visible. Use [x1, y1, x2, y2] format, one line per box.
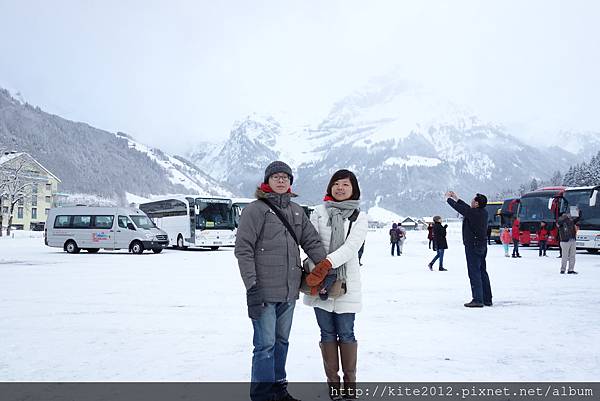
[0, 154, 35, 236]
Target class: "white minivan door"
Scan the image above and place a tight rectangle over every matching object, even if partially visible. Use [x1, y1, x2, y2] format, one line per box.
[116, 215, 137, 250]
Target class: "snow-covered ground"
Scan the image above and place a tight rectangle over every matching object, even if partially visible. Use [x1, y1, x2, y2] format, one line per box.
[1, 224, 599, 381]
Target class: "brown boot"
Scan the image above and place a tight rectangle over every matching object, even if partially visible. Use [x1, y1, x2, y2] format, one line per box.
[320, 342, 343, 401]
[339, 342, 358, 399]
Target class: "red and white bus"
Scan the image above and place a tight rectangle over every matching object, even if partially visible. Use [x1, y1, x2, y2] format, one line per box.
[517, 187, 566, 247]
[557, 186, 600, 254]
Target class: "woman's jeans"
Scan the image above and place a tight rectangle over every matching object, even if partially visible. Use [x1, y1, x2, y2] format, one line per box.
[429, 248, 445, 268]
[314, 307, 356, 344]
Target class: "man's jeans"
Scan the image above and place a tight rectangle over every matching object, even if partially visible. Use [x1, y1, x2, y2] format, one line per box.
[314, 307, 356, 344]
[512, 239, 520, 256]
[539, 240, 547, 256]
[429, 248, 445, 268]
[391, 242, 400, 255]
[250, 302, 295, 401]
[464, 245, 492, 304]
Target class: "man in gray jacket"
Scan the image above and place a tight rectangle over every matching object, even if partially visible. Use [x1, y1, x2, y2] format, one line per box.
[235, 160, 327, 401]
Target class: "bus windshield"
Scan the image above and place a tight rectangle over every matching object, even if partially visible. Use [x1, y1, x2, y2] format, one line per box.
[485, 204, 501, 226]
[563, 189, 600, 229]
[518, 196, 555, 222]
[130, 215, 156, 229]
[195, 199, 235, 230]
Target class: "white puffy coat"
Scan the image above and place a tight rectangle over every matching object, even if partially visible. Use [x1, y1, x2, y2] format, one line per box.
[302, 204, 368, 313]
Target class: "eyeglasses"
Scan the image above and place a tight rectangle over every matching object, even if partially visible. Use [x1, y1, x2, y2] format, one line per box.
[269, 174, 290, 182]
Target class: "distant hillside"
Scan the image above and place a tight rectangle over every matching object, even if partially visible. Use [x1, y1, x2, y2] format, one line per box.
[0, 88, 233, 203]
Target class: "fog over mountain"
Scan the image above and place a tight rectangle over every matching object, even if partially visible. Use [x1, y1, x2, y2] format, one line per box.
[190, 78, 600, 215]
[2, 80, 598, 215]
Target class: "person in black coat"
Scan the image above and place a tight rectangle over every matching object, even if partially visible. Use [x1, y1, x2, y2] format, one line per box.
[427, 216, 448, 271]
[446, 191, 493, 308]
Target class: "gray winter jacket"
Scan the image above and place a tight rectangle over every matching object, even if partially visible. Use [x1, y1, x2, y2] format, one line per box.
[235, 189, 327, 303]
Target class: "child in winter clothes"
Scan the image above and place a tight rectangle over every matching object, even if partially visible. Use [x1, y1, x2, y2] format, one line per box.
[500, 227, 512, 257]
[537, 221, 549, 257]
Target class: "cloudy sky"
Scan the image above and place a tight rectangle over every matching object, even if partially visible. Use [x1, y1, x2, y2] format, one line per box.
[1, 0, 599, 154]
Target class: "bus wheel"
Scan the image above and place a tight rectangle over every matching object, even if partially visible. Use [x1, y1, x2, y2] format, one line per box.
[586, 249, 599, 254]
[177, 235, 187, 249]
[152, 248, 163, 254]
[130, 241, 144, 254]
[65, 240, 80, 254]
[86, 248, 100, 253]
[210, 246, 219, 251]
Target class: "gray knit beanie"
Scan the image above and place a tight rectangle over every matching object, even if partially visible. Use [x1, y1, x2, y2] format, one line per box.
[264, 161, 294, 185]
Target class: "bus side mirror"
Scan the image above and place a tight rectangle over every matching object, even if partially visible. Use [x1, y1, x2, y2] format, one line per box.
[591, 190, 599, 207]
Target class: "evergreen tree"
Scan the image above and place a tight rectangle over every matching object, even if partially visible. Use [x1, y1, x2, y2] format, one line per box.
[588, 152, 600, 185]
[563, 166, 575, 186]
[549, 170, 563, 186]
[530, 178, 539, 191]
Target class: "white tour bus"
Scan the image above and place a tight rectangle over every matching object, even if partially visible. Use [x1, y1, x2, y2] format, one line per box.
[45, 206, 169, 254]
[139, 196, 236, 250]
[232, 197, 255, 227]
[232, 198, 315, 227]
[559, 185, 600, 254]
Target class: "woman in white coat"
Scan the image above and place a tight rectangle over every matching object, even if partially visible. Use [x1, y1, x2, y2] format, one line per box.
[303, 169, 368, 400]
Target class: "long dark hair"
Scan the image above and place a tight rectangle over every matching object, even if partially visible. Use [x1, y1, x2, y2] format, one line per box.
[326, 169, 361, 201]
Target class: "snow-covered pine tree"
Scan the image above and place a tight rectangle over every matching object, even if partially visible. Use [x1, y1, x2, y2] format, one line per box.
[529, 178, 539, 191]
[573, 163, 587, 186]
[549, 170, 563, 186]
[563, 166, 575, 186]
[588, 152, 600, 186]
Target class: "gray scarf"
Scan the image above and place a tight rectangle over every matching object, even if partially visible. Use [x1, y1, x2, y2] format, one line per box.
[324, 199, 360, 280]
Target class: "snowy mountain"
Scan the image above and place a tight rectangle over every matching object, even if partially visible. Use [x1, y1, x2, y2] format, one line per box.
[0, 88, 232, 203]
[191, 78, 593, 215]
[189, 113, 324, 196]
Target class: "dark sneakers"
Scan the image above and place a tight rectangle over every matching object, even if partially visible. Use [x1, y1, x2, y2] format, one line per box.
[464, 301, 484, 308]
[428, 263, 433, 271]
[439, 267, 447, 271]
[567, 271, 578, 275]
[277, 392, 301, 401]
[560, 271, 565, 274]
[484, 302, 493, 306]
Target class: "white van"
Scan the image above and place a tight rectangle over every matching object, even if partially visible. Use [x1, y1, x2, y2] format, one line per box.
[45, 206, 169, 254]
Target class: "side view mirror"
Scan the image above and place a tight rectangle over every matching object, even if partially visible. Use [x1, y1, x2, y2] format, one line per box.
[547, 198, 554, 210]
[127, 223, 136, 231]
[591, 189, 599, 207]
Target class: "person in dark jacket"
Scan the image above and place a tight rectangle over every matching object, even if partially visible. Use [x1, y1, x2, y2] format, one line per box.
[427, 223, 434, 249]
[427, 216, 448, 271]
[235, 160, 328, 401]
[389, 223, 400, 256]
[537, 221, 549, 257]
[446, 191, 493, 308]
